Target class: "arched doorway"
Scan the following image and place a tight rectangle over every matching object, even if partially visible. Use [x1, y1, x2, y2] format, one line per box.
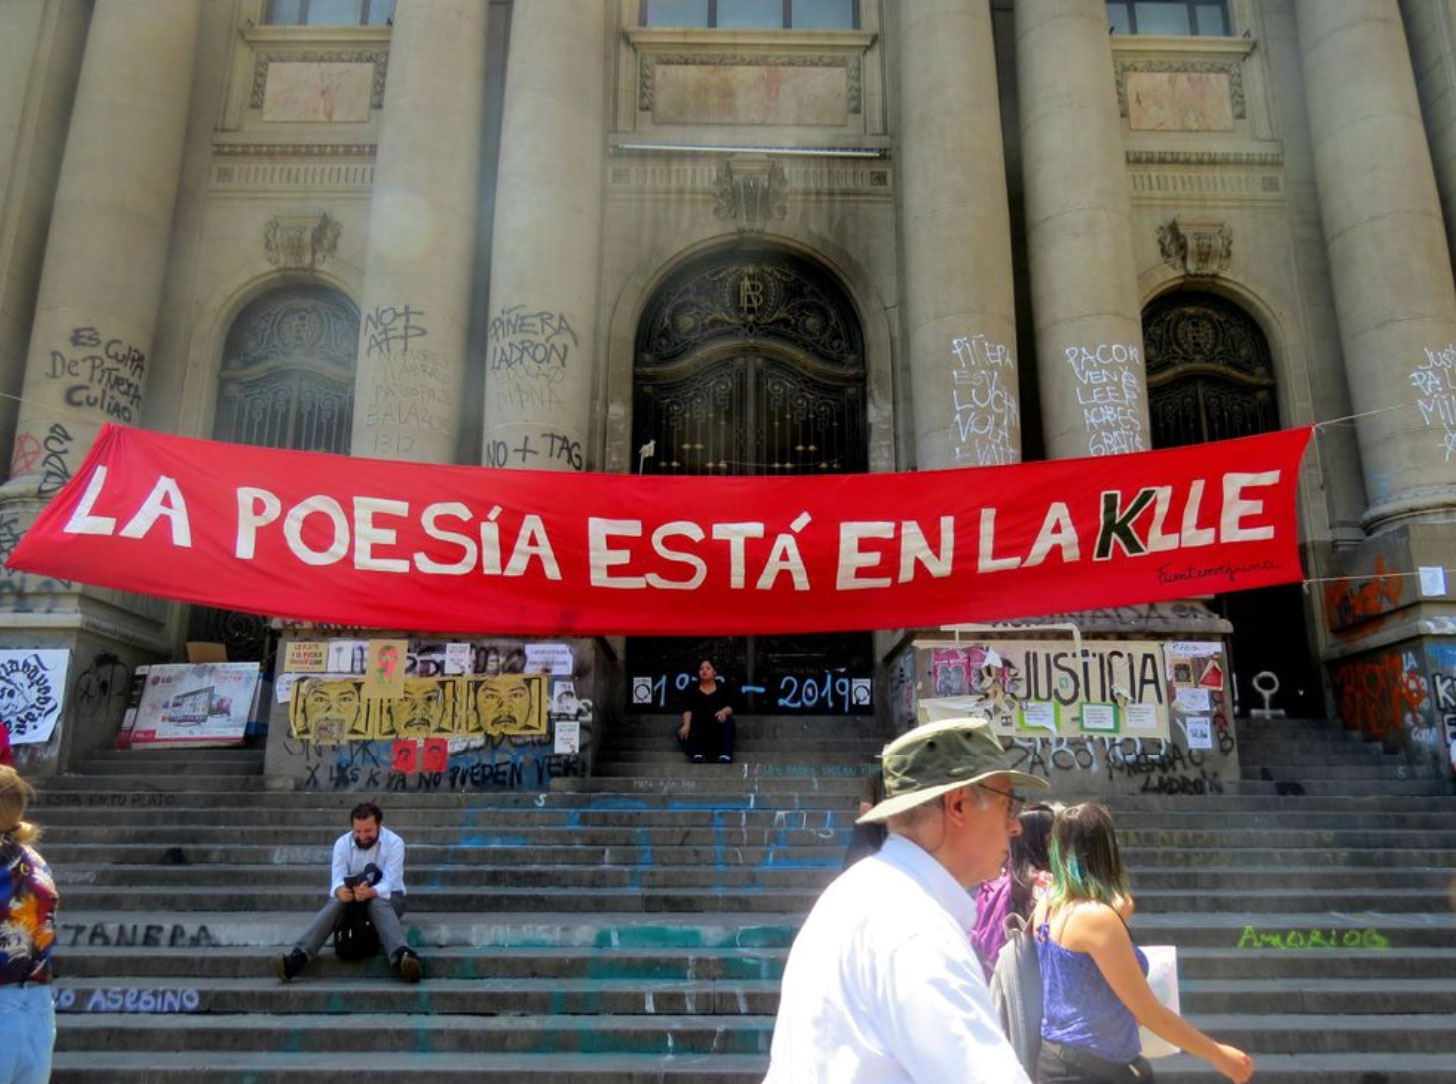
[188, 284, 359, 662]
[628, 246, 873, 716]
[1144, 290, 1320, 715]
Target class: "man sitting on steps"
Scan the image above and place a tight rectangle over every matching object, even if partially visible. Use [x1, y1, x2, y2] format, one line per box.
[271, 801, 423, 983]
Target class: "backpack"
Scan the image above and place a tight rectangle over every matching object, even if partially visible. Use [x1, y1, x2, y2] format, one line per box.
[332, 902, 381, 962]
[989, 911, 1042, 1076]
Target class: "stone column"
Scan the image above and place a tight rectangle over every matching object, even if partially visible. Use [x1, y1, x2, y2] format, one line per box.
[3, 0, 200, 496]
[898, 0, 1020, 471]
[1298, 0, 1456, 527]
[480, 1, 609, 473]
[1017, 0, 1150, 460]
[350, 0, 489, 463]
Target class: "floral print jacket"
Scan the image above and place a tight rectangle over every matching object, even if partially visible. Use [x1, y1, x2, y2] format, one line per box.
[0, 834, 57, 985]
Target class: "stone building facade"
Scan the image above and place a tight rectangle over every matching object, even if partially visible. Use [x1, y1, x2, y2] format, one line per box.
[0, 0, 1453, 778]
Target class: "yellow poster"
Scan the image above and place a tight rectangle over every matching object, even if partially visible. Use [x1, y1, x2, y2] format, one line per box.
[362, 639, 408, 699]
[282, 641, 328, 673]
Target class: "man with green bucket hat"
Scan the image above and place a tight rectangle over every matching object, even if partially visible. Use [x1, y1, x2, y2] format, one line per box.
[764, 716, 1049, 1083]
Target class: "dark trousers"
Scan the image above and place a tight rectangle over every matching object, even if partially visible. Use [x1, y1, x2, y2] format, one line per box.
[1036, 1042, 1154, 1083]
[677, 717, 735, 760]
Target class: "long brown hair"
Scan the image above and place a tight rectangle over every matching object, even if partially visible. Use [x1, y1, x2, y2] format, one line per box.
[0, 765, 39, 845]
[1046, 802, 1129, 909]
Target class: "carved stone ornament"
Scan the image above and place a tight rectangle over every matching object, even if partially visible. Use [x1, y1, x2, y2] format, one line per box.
[1115, 59, 1245, 119]
[251, 50, 389, 109]
[640, 53, 861, 114]
[264, 212, 342, 270]
[713, 157, 790, 232]
[1158, 217, 1233, 277]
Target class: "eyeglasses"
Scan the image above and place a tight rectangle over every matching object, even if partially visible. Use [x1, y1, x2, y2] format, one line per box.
[975, 782, 1025, 819]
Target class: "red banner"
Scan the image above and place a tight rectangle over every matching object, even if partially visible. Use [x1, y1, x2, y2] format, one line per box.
[5, 424, 1312, 636]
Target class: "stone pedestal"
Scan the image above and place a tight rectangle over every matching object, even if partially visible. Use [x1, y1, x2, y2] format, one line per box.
[0, 0, 199, 768]
[480, 1, 609, 473]
[896, 0, 1020, 471]
[350, 0, 489, 463]
[1016, 0, 1150, 460]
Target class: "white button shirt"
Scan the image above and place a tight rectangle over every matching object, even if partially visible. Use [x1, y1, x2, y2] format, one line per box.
[328, 825, 407, 900]
[764, 834, 1032, 1084]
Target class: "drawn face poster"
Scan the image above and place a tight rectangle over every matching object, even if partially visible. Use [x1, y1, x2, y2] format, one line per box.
[0, 650, 70, 746]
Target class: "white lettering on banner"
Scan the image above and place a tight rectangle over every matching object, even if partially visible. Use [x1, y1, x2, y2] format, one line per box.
[36, 427, 1298, 622]
[53, 471, 1287, 587]
[1411, 345, 1456, 461]
[1066, 344, 1146, 456]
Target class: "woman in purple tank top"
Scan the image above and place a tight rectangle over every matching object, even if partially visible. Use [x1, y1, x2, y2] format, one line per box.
[1032, 804, 1254, 1084]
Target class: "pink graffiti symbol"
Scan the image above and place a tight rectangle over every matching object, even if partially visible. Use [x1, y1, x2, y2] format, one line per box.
[375, 645, 399, 682]
[10, 432, 40, 475]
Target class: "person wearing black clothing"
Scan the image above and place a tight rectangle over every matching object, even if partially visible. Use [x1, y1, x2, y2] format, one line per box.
[676, 658, 736, 763]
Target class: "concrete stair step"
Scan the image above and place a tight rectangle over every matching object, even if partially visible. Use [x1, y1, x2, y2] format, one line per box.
[33, 807, 858, 829]
[29, 787, 1456, 812]
[54, 911, 805, 951]
[56, 865, 840, 891]
[34, 805, 1456, 830]
[52, 944, 1456, 982]
[54, 976, 783, 1016]
[1132, 888, 1449, 913]
[586, 763, 876, 780]
[54, 1011, 780, 1055]
[1175, 947, 1456, 980]
[54, 946, 791, 982]
[598, 749, 880, 763]
[53, 1010, 1456, 1056]
[54, 886, 831, 913]
[550, 776, 868, 794]
[47, 1051, 1456, 1083]
[1230, 779, 1454, 796]
[50, 1051, 769, 1082]
[43, 844, 848, 868]
[39, 824, 856, 847]
[1180, 977, 1456, 1014]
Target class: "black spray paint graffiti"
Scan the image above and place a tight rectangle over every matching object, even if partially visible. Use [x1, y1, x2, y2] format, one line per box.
[483, 431, 584, 471]
[48, 327, 144, 423]
[44, 791, 178, 807]
[363, 304, 427, 357]
[62, 922, 217, 948]
[72, 653, 132, 723]
[487, 306, 577, 376]
[1009, 734, 1230, 795]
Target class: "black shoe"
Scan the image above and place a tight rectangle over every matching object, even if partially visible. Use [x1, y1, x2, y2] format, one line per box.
[718, 755, 732, 763]
[691, 754, 704, 763]
[271, 948, 308, 982]
[394, 948, 423, 983]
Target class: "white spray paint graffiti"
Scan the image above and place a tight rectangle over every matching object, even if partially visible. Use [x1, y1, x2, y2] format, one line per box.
[1410, 345, 1456, 461]
[1066, 344, 1146, 456]
[950, 334, 1019, 466]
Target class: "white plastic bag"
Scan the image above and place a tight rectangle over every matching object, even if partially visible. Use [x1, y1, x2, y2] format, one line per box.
[1139, 944, 1181, 1058]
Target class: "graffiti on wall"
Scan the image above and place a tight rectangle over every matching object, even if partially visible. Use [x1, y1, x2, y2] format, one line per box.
[1324, 554, 1405, 632]
[1330, 648, 1428, 744]
[1410, 344, 1456, 462]
[1429, 643, 1456, 771]
[949, 333, 1019, 467]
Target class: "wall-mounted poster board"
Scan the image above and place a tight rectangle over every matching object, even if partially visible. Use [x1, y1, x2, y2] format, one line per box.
[130, 663, 262, 747]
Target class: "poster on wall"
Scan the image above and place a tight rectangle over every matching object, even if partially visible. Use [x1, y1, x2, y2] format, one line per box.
[130, 662, 261, 747]
[0, 650, 70, 746]
[288, 673, 549, 744]
[918, 639, 1170, 739]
